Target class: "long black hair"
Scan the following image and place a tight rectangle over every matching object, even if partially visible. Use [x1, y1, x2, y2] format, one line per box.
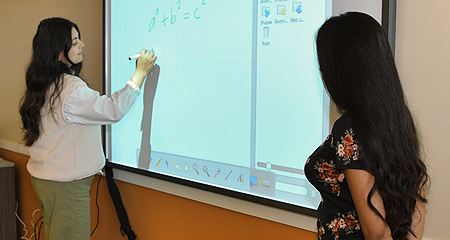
[20, 17, 82, 146]
[316, 12, 428, 239]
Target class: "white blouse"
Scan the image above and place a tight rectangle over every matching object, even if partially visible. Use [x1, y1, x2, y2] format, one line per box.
[27, 74, 141, 181]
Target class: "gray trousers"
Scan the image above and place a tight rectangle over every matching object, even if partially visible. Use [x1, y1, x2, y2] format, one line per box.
[31, 175, 94, 240]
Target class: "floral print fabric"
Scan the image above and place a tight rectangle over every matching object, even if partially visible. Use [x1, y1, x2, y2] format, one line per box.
[321, 211, 361, 240]
[305, 114, 365, 240]
[314, 161, 345, 196]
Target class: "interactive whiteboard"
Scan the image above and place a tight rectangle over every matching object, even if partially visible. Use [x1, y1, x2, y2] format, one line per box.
[104, 0, 394, 217]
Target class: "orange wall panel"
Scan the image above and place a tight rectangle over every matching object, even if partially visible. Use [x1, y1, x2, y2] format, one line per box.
[1, 148, 317, 239]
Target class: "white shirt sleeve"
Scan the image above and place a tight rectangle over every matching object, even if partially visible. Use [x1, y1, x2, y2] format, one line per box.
[62, 82, 141, 125]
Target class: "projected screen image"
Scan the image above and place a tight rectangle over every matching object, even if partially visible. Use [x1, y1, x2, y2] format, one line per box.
[106, 0, 333, 213]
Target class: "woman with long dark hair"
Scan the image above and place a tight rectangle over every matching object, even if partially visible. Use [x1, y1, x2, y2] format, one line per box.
[19, 17, 156, 239]
[305, 12, 428, 240]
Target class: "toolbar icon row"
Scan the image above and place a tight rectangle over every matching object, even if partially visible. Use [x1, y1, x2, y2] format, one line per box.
[261, 1, 303, 17]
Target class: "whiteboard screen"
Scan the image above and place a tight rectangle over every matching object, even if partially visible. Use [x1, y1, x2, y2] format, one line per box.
[104, 0, 389, 215]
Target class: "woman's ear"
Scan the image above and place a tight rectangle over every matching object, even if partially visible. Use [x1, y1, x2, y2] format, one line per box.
[58, 52, 70, 66]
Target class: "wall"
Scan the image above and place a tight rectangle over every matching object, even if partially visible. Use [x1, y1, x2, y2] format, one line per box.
[0, 0, 104, 144]
[0, 0, 449, 239]
[0, 0, 316, 239]
[395, 1, 450, 239]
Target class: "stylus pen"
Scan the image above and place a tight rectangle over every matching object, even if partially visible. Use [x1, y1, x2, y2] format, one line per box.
[128, 49, 155, 60]
[128, 53, 140, 60]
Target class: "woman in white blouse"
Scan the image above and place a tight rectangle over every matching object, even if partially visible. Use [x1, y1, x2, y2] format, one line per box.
[19, 17, 156, 240]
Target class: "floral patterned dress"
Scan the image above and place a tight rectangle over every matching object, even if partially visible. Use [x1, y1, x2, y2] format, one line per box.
[305, 114, 365, 240]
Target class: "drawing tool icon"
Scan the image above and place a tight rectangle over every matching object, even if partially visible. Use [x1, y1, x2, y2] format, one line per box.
[225, 170, 232, 180]
[214, 168, 221, 178]
[155, 157, 161, 167]
[237, 174, 244, 183]
[193, 164, 199, 175]
[203, 165, 210, 177]
[173, 160, 180, 171]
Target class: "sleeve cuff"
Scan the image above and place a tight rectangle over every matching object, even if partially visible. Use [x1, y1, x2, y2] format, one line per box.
[127, 80, 140, 90]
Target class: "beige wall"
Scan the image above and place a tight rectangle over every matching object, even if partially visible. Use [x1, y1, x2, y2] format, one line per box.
[0, 1, 449, 239]
[0, 0, 103, 145]
[395, 1, 450, 239]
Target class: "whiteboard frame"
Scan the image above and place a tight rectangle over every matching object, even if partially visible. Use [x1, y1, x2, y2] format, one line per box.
[103, 0, 397, 231]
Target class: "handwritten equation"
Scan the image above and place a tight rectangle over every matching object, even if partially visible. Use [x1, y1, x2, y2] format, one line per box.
[148, 0, 207, 33]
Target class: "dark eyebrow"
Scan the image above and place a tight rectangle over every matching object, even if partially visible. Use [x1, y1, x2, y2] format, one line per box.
[72, 37, 79, 41]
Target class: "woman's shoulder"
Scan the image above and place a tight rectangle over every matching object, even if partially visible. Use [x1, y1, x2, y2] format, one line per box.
[63, 74, 87, 88]
[59, 74, 89, 100]
[332, 113, 356, 134]
[331, 114, 362, 168]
